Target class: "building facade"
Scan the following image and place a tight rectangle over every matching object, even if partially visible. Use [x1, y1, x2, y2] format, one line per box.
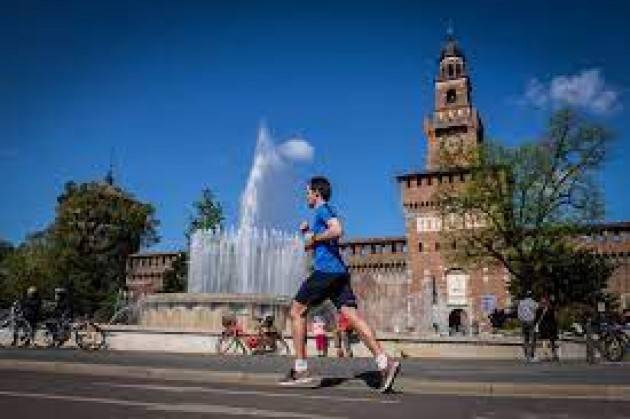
[346, 35, 630, 335]
[127, 35, 630, 334]
[125, 251, 184, 296]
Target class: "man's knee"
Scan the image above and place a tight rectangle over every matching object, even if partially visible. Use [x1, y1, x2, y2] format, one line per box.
[290, 301, 307, 320]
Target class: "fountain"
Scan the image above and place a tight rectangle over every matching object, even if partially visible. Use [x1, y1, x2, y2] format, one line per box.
[141, 124, 314, 332]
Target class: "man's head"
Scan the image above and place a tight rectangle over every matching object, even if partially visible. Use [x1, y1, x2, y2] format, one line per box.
[306, 176, 331, 208]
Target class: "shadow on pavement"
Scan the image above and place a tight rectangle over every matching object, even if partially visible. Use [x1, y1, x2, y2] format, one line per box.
[317, 370, 381, 389]
[354, 370, 381, 389]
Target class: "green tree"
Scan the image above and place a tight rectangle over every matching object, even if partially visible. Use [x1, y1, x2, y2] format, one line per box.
[0, 179, 159, 317]
[50, 180, 159, 318]
[185, 188, 224, 242]
[0, 239, 13, 262]
[0, 238, 14, 305]
[161, 252, 188, 293]
[435, 108, 614, 303]
[0, 232, 58, 307]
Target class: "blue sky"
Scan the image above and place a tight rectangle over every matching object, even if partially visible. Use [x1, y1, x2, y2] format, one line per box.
[1, 0, 628, 250]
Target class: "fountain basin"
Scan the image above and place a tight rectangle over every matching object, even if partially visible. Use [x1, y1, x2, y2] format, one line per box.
[139, 292, 291, 333]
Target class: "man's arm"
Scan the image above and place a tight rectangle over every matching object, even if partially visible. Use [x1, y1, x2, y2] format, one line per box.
[306, 218, 343, 249]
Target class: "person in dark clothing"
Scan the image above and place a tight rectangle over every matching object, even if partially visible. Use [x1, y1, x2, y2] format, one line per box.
[53, 288, 72, 321]
[536, 295, 559, 361]
[22, 286, 42, 345]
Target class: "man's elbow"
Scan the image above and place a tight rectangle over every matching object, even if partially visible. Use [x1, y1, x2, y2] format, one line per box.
[335, 226, 344, 239]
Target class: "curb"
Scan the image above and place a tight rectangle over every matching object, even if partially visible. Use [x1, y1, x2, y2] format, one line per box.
[0, 359, 629, 401]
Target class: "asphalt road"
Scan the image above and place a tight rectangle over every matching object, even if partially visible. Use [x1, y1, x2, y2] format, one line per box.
[1, 369, 630, 419]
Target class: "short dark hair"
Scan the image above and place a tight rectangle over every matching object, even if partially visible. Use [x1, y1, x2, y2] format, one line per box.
[309, 176, 331, 201]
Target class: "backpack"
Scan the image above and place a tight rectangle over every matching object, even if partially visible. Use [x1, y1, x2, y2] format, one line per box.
[518, 298, 537, 323]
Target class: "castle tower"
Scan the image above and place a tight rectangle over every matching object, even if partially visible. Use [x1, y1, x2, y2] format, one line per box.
[424, 34, 483, 170]
[396, 33, 497, 335]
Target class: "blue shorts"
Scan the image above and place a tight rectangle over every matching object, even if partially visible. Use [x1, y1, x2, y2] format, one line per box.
[294, 271, 358, 309]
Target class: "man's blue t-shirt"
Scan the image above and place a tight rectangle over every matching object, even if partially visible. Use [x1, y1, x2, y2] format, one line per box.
[311, 203, 347, 274]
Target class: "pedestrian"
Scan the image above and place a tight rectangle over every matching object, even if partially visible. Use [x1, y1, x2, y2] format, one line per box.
[536, 295, 559, 361]
[517, 290, 538, 362]
[22, 286, 41, 346]
[279, 176, 400, 392]
[313, 316, 327, 357]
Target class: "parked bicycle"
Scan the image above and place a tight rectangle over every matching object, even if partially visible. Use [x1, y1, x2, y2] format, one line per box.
[215, 314, 290, 355]
[215, 313, 248, 355]
[37, 314, 106, 350]
[248, 315, 290, 355]
[595, 321, 627, 362]
[0, 301, 33, 347]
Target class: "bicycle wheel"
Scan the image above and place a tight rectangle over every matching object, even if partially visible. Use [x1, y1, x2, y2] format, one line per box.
[15, 320, 33, 347]
[75, 322, 106, 350]
[35, 325, 55, 348]
[215, 335, 247, 355]
[0, 319, 15, 347]
[603, 335, 625, 362]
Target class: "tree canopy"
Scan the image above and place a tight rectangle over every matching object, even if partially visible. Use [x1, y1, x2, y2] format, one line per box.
[185, 187, 224, 242]
[435, 108, 615, 305]
[0, 179, 159, 318]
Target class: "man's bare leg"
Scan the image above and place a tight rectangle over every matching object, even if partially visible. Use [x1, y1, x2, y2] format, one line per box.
[339, 306, 382, 356]
[290, 300, 308, 359]
[278, 300, 316, 385]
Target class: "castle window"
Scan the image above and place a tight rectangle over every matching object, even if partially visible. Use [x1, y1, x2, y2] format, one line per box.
[446, 89, 457, 104]
[418, 242, 423, 253]
[435, 242, 441, 251]
[448, 64, 454, 77]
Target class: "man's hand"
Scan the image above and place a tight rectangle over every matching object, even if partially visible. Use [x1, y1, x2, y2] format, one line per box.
[304, 232, 316, 251]
[299, 221, 309, 234]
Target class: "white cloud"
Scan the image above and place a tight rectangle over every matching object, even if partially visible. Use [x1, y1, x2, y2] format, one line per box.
[277, 137, 314, 162]
[522, 69, 620, 115]
[524, 78, 549, 108]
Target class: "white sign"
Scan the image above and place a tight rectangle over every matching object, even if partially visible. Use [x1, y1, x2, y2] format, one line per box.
[447, 271, 467, 305]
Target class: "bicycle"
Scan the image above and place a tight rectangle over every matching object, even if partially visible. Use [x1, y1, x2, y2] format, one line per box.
[215, 314, 290, 355]
[585, 317, 628, 363]
[0, 301, 34, 347]
[247, 315, 290, 355]
[36, 314, 106, 350]
[597, 322, 627, 362]
[215, 314, 248, 355]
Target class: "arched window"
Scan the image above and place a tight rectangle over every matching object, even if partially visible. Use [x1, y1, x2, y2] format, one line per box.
[448, 64, 454, 77]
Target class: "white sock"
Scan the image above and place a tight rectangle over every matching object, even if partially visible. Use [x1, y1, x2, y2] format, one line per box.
[295, 358, 308, 373]
[375, 353, 388, 370]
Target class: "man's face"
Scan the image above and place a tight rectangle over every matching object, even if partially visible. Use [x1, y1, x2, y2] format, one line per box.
[306, 186, 318, 208]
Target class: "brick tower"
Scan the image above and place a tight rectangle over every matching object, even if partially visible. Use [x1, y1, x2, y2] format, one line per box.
[397, 34, 507, 335]
[424, 34, 484, 170]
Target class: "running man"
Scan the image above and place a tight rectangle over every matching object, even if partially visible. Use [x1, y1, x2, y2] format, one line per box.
[279, 176, 401, 392]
